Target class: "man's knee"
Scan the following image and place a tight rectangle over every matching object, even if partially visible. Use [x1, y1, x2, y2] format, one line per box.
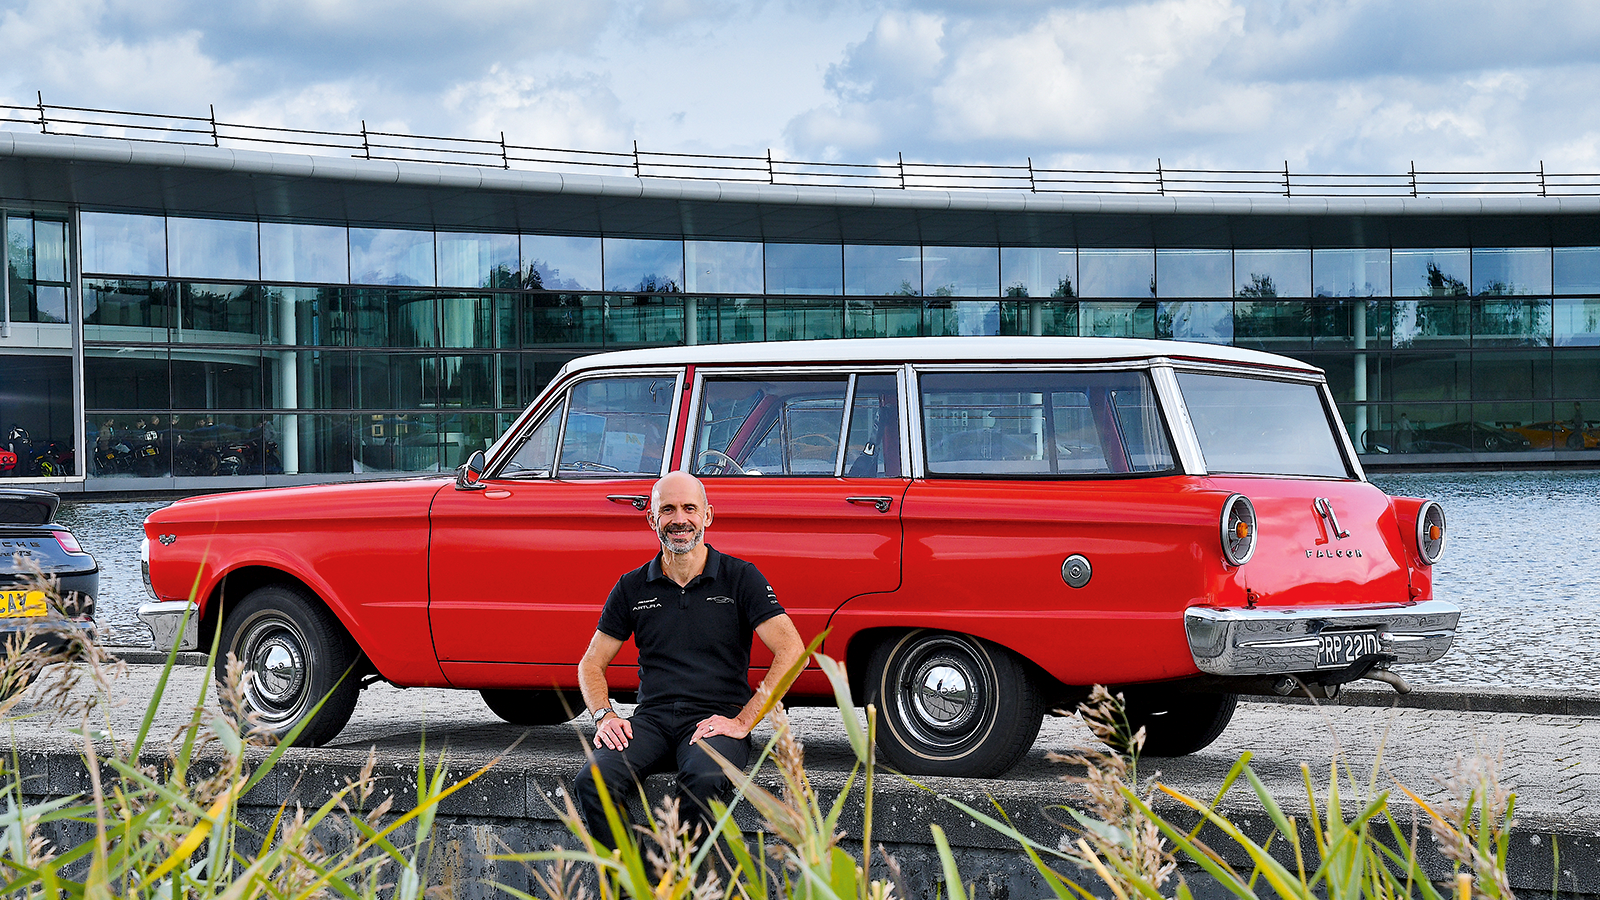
[678, 736, 747, 801]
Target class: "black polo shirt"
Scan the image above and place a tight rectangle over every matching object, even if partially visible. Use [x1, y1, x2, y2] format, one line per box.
[595, 545, 785, 714]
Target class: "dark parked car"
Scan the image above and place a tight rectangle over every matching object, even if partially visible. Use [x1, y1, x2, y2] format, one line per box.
[1410, 421, 1533, 453]
[0, 489, 98, 651]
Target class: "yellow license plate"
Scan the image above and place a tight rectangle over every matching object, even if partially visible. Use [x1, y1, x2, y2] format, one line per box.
[0, 590, 47, 618]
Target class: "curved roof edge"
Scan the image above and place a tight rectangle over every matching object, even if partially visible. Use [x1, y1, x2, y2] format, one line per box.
[4, 129, 1596, 220]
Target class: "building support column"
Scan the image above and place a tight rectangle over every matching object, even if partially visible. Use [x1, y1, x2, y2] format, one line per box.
[684, 295, 698, 346]
[276, 297, 300, 474]
[1029, 299, 1044, 336]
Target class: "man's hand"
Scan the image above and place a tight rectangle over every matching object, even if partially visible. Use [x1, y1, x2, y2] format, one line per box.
[594, 713, 633, 750]
[691, 713, 750, 744]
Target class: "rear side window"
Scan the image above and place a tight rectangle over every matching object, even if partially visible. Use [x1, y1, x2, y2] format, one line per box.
[920, 370, 1175, 476]
[1176, 372, 1349, 477]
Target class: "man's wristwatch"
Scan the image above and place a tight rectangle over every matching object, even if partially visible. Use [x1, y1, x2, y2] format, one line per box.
[592, 707, 615, 724]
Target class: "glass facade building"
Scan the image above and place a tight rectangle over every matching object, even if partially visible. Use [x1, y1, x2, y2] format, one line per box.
[3, 131, 1600, 490]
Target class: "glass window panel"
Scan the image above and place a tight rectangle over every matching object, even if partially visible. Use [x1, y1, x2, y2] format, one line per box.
[1078, 249, 1154, 298]
[920, 299, 1000, 336]
[355, 354, 436, 410]
[1001, 247, 1075, 298]
[1553, 349, 1600, 399]
[524, 294, 603, 346]
[495, 294, 518, 348]
[603, 237, 682, 292]
[765, 243, 842, 295]
[1005, 298, 1078, 335]
[1158, 301, 1233, 343]
[81, 212, 166, 276]
[82, 279, 175, 340]
[350, 289, 439, 348]
[846, 298, 921, 338]
[1233, 301, 1312, 351]
[34, 219, 65, 283]
[1234, 249, 1309, 298]
[439, 294, 496, 348]
[440, 412, 497, 468]
[167, 217, 259, 281]
[6, 216, 33, 283]
[264, 286, 349, 346]
[1390, 353, 1470, 402]
[844, 373, 901, 478]
[85, 347, 168, 410]
[1472, 350, 1551, 401]
[1554, 297, 1600, 346]
[260, 222, 349, 284]
[922, 246, 998, 297]
[356, 413, 441, 473]
[498, 354, 523, 408]
[1392, 298, 1470, 349]
[694, 296, 764, 344]
[1472, 297, 1551, 347]
[1313, 248, 1389, 297]
[1156, 249, 1231, 298]
[1393, 249, 1469, 297]
[520, 353, 574, 403]
[179, 283, 262, 343]
[845, 245, 919, 296]
[436, 232, 519, 289]
[288, 350, 353, 409]
[1314, 299, 1391, 350]
[0, 355, 73, 475]
[685, 241, 762, 294]
[522, 235, 601, 291]
[693, 376, 848, 477]
[171, 351, 263, 409]
[766, 296, 842, 341]
[29, 285, 67, 324]
[1473, 247, 1551, 296]
[1177, 373, 1347, 477]
[440, 355, 496, 408]
[349, 228, 434, 286]
[280, 414, 354, 474]
[501, 398, 564, 477]
[1079, 300, 1155, 337]
[922, 370, 1174, 476]
[605, 294, 683, 345]
[560, 375, 675, 477]
[1553, 247, 1600, 295]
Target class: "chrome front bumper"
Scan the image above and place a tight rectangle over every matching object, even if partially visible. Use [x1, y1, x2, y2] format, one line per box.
[138, 600, 200, 652]
[1185, 599, 1460, 676]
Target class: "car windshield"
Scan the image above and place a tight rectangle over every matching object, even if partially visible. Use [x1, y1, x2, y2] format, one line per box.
[1176, 372, 1349, 477]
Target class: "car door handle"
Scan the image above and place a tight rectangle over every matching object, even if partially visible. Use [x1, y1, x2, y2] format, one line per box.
[846, 496, 894, 513]
[607, 494, 649, 511]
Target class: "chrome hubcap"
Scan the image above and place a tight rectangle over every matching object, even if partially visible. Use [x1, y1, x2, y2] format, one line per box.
[237, 614, 310, 724]
[894, 635, 993, 748]
[912, 664, 971, 726]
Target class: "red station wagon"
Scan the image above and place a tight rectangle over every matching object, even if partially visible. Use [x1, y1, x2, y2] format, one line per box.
[141, 337, 1457, 776]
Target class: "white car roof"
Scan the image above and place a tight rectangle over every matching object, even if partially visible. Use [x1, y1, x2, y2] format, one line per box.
[562, 336, 1321, 375]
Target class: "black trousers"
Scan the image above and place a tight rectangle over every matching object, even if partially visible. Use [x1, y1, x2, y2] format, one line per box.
[572, 702, 751, 847]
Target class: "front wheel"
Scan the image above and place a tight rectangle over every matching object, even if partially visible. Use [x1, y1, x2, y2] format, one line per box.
[480, 688, 583, 726]
[218, 584, 362, 746]
[1113, 688, 1237, 757]
[867, 630, 1043, 777]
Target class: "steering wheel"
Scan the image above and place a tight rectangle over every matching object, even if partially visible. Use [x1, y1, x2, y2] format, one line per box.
[696, 448, 747, 475]
[561, 459, 620, 473]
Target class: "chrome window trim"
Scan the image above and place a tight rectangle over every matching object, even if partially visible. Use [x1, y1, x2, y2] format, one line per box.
[834, 374, 858, 477]
[1324, 381, 1366, 482]
[904, 363, 925, 477]
[897, 365, 914, 479]
[1150, 365, 1207, 475]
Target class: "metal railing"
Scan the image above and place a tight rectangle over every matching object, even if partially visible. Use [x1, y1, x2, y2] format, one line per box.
[5, 93, 1600, 198]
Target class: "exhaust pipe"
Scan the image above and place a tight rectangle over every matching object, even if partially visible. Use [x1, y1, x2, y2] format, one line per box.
[1361, 669, 1413, 694]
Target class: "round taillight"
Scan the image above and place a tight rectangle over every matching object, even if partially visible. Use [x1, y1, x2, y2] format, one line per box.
[1220, 493, 1257, 566]
[1417, 500, 1446, 565]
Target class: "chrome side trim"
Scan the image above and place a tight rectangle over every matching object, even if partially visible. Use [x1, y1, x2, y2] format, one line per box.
[1150, 365, 1207, 475]
[1184, 599, 1460, 676]
[138, 600, 200, 652]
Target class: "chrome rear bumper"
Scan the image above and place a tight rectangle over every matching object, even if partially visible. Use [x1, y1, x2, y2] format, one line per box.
[1184, 599, 1459, 676]
[138, 600, 200, 652]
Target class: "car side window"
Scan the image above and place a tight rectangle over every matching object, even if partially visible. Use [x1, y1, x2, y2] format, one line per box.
[694, 376, 849, 475]
[557, 375, 675, 477]
[500, 398, 565, 477]
[921, 370, 1175, 476]
[843, 374, 901, 477]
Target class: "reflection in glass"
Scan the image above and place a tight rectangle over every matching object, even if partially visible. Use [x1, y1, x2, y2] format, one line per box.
[172, 351, 263, 409]
[1314, 299, 1391, 349]
[350, 289, 439, 347]
[350, 228, 435, 286]
[440, 355, 496, 407]
[1471, 351, 1551, 401]
[439, 295, 496, 348]
[524, 294, 603, 346]
[288, 350, 353, 408]
[284, 414, 355, 473]
[694, 297, 764, 344]
[694, 376, 848, 477]
[845, 245, 919, 296]
[261, 222, 349, 284]
[560, 375, 675, 477]
[767, 297, 843, 341]
[1003, 298, 1077, 336]
[844, 373, 901, 478]
[357, 413, 441, 473]
[765, 244, 842, 295]
[1001, 248, 1075, 298]
[846, 299, 920, 338]
[1313, 249, 1390, 297]
[7, 216, 33, 284]
[1079, 300, 1155, 337]
[1079, 249, 1154, 298]
[29, 286, 67, 324]
[265, 286, 349, 346]
[1554, 297, 1600, 346]
[81, 212, 167, 277]
[1553, 349, 1600, 399]
[1553, 248, 1600, 295]
[1392, 298, 1470, 349]
[356, 354, 436, 410]
[82, 279, 176, 339]
[605, 294, 683, 345]
[1155, 249, 1231, 298]
[685, 241, 762, 294]
[1472, 298, 1551, 347]
[167, 217, 260, 281]
[0, 355, 74, 477]
[523, 235, 601, 290]
[1235, 249, 1310, 298]
[1159, 301, 1233, 343]
[34, 219, 66, 282]
[921, 300, 1000, 336]
[1393, 249, 1469, 297]
[85, 347, 169, 410]
[1472, 248, 1551, 295]
[1389, 353, 1470, 402]
[179, 283, 261, 343]
[437, 232, 519, 289]
[922, 246, 998, 296]
[604, 238, 682, 292]
[1233, 301, 1312, 351]
[440, 412, 498, 468]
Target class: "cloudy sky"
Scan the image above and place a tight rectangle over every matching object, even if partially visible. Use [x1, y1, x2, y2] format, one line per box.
[3, 0, 1599, 177]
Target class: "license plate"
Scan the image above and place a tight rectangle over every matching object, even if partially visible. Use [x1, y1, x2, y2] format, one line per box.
[142, 446, 159, 457]
[1316, 629, 1383, 668]
[0, 590, 47, 618]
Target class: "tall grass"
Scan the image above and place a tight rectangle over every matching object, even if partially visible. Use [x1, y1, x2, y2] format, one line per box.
[0, 563, 1525, 899]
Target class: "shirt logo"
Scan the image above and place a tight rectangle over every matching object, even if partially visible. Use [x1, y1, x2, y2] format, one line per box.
[635, 597, 662, 612]
[707, 595, 735, 604]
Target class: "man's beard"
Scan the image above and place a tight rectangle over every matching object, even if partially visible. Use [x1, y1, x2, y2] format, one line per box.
[658, 523, 704, 555]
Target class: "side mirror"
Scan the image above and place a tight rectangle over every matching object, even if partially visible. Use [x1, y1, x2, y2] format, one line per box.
[455, 450, 488, 491]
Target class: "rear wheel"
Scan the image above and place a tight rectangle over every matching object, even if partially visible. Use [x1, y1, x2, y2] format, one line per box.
[1113, 688, 1237, 757]
[219, 584, 362, 747]
[480, 688, 583, 726]
[867, 630, 1043, 777]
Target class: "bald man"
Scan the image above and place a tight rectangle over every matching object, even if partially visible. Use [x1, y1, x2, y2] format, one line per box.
[573, 472, 805, 846]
